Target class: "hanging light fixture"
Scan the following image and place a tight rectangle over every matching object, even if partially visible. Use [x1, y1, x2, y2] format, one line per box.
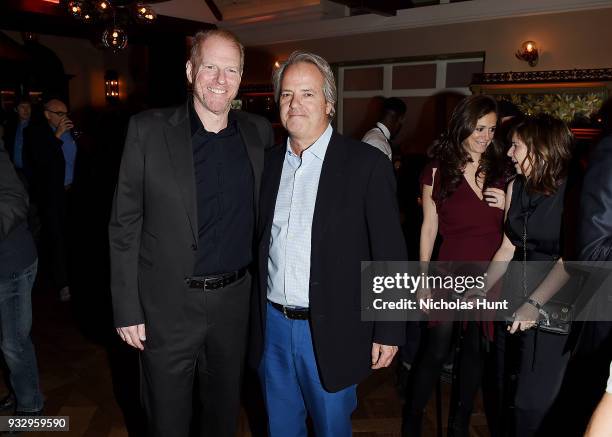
[102, 27, 128, 51]
[63, 0, 158, 51]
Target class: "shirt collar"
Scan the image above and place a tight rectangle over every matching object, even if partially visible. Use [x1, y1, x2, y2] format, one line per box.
[286, 124, 333, 161]
[188, 97, 236, 137]
[376, 122, 391, 140]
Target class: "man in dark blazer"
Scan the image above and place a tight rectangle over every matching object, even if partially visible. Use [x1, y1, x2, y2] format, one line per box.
[574, 112, 612, 433]
[23, 98, 76, 302]
[109, 29, 273, 437]
[249, 51, 407, 436]
[3, 97, 32, 183]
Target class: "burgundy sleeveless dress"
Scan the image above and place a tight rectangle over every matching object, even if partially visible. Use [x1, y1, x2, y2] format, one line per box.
[421, 161, 505, 337]
[421, 161, 504, 262]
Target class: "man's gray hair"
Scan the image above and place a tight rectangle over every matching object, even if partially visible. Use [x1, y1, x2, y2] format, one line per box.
[272, 51, 337, 118]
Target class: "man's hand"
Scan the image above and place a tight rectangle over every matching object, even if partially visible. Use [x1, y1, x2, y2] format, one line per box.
[54, 116, 74, 139]
[371, 343, 398, 369]
[117, 324, 146, 350]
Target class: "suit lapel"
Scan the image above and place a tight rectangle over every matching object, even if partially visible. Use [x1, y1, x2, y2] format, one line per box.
[311, 131, 347, 255]
[234, 111, 265, 217]
[259, 146, 285, 242]
[164, 104, 198, 243]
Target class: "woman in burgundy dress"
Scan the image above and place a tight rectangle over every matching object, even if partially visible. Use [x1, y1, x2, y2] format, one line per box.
[402, 95, 509, 436]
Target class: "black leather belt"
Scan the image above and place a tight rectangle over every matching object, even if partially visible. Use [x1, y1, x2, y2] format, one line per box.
[269, 300, 310, 320]
[186, 268, 247, 290]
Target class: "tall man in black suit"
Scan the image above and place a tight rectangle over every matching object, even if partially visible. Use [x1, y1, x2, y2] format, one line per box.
[109, 29, 273, 437]
[250, 51, 407, 435]
[574, 106, 612, 434]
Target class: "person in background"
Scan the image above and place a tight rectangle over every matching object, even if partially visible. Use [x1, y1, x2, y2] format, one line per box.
[0, 143, 44, 417]
[362, 97, 407, 161]
[3, 97, 33, 184]
[571, 97, 612, 435]
[23, 98, 76, 303]
[403, 94, 508, 437]
[486, 114, 575, 437]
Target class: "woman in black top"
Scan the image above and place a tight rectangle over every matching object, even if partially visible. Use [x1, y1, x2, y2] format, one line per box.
[485, 113, 574, 437]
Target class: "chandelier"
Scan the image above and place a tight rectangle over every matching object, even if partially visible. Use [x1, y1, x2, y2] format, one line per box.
[63, 0, 158, 50]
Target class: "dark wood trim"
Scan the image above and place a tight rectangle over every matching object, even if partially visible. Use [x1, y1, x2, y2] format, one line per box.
[472, 68, 612, 85]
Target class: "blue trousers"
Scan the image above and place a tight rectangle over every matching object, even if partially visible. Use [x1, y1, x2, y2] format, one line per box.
[0, 261, 43, 412]
[259, 303, 357, 437]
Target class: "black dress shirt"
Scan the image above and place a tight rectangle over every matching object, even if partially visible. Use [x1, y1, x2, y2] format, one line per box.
[189, 100, 255, 275]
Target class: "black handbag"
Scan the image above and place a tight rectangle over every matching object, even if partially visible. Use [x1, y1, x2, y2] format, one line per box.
[521, 213, 573, 335]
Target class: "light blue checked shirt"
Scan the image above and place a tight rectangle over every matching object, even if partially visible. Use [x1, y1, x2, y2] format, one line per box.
[267, 124, 333, 308]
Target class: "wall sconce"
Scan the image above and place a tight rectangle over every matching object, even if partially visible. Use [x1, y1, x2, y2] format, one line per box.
[104, 70, 119, 102]
[515, 40, 539, 67]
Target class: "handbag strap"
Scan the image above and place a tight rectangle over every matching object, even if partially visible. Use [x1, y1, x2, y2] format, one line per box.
[522, 216, 551, 327]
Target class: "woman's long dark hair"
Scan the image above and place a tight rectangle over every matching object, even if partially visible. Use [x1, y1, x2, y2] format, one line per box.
[509, 114, 573, 195]
[428, 94, 508, 205]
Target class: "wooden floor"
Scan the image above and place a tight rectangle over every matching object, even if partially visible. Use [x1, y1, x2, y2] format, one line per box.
[1, 289, 491, 437]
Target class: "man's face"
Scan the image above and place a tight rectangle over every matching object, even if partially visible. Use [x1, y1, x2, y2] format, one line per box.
[16, 103, 31, 122]
[186, 35, 242, 116]
[389, 113, 404, 138]
[44, 100, 69, 129]
[279, 62, 332, 142]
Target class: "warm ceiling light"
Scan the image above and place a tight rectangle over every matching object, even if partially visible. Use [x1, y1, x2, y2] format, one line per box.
[135, 3, 157, 22]
[67, 0, 85, 18]
[102, 27, 128, 51]
[515, 40, 539, 67]
[97, 0, 110, 12]
[274, 61, 281, 68]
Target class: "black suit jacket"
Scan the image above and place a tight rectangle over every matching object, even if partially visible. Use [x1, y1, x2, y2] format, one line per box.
[250, 130, 407, 392]
[578, 134, 612, 261]
[109, 103, 273, 329]
[22, 121, 65, 206]
[2, 117, 18, 163]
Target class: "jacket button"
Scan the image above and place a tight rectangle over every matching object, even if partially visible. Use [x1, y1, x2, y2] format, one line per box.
[191, 244, 197, 251]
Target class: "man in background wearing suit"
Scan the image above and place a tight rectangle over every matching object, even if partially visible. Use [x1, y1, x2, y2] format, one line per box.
[109, 29, 273, 437]
[361, 96, 406, 161]
[24, 98, 76, 303]
[250, 51, 407, 436]
[3, 96, 32, 183]
[574, 99, 612, 435]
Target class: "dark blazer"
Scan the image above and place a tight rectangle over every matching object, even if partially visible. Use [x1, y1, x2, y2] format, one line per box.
[578, 134, 612, 261]
[109, 103, 273, 329]
[249, 130, 407, 392]
[22, 121, 65, 205]
[3, 117, 18, 163]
